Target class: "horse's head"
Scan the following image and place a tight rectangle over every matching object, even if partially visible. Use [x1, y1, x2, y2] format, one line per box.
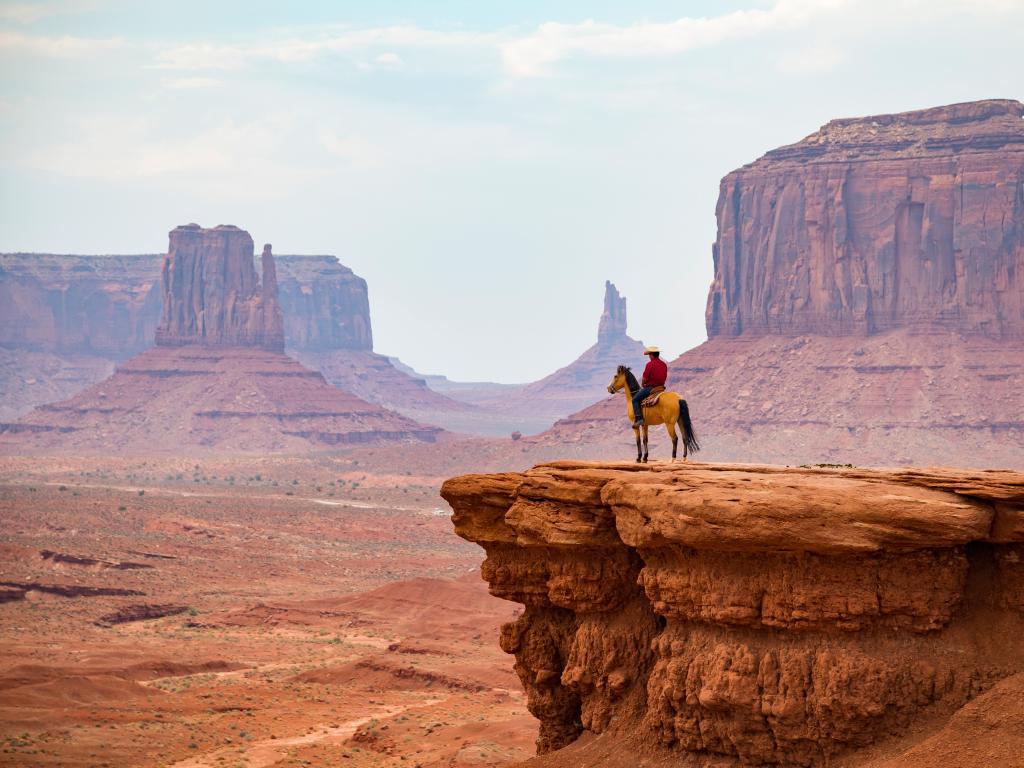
[608, 365, 630, 394]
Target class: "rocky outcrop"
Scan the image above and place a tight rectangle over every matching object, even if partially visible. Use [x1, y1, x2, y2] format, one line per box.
[405, 281, 647, 436]
[276, 255, 373, 351]
[0, 249, 453, 424]
[442, 461, 1024, 764]
[0, 253, 162, 356]
[155, 224, 285, 351]
[0, 225, 442, 452]
[706, 99, 1024, 338]
[540, 330, 1024, 469]
[540, 101, 1024, 470]
[597, 281, 628, 345]
[0, 252, 374, 355]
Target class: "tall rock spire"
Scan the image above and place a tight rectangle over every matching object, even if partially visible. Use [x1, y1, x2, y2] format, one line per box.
[598, 280, 628, 345]
[155, 224, 285, 351]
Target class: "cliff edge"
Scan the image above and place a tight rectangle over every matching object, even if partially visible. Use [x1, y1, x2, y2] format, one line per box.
[706, 99, 1024, 338]
[442, 461, 1024, 766]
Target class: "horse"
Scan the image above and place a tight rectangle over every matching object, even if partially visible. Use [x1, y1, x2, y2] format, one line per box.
[607, 365, 700, 463]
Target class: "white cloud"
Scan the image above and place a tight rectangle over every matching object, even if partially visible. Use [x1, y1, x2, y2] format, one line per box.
[0, 31, 125, 57]
[0, 4, 51, 23]
[150, 25, 495, 71]
[161, 76, 224, 90]
[374, 52, 403, 69]
[23, 115, 329, 199]
[501, 0, 849, 77]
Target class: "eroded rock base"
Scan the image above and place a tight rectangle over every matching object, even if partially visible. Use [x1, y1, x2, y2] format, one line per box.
[442, 461, 1024, 765]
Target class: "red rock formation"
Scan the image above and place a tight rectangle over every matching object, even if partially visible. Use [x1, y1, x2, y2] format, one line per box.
[442, 460, 1024, 764]
[597, 280, 628, 344]
[0, 341, 441, 453]
[0, 249, 461, 426]
[0, 253, 162, 355]
[275, 255, 373, 351]
[155, 224, 284, 351]
[0, 225, 442, 452]
[540, 330, 1024, 469]
[405, 281, 647, 436]
[539, 101, 1024, 470]
[706, 99, 1024, 338]
[0, 251, 374, 355]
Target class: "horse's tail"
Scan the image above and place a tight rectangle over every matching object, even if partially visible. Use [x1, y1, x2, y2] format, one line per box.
[678, 399, 700, 455]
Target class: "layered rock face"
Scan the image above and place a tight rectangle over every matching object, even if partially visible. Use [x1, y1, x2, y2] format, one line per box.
[276, 255, 373, 351]
[706, 99, 1024, 338]
[155, 224, 285, 351]
[0, 346, 440, 452]
[542, 100, 1024, 469]
[442, 461, 1024, 764]
[0, 225, 441, 452]
[0, 251, 373, 355]
[0, 250, 457, 424]
[0, 254, 162, 356]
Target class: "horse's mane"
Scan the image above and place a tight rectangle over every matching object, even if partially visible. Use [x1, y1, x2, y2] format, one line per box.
[616, 365, 639, 395]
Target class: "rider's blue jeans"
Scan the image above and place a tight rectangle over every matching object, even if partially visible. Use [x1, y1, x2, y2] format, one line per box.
[632, 387, 652, 424]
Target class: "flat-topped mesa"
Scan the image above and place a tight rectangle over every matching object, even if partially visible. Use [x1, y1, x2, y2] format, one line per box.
[155, 224, 285, 351]
[275, 255, 373, 351]
[597, 280, 628, 345]
[0, 253, 162, 356]
[442, 461, 1024, 763]
[706, 98, 1024, 339]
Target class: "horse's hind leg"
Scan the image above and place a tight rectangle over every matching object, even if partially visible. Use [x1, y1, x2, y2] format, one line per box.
[666, 422, 677, 461]
[633, 427, 642, 463]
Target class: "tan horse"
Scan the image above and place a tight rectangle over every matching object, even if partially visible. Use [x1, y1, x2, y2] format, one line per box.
[607, 365, 699, 463]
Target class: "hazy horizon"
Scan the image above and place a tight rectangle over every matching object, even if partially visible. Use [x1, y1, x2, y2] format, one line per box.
[2, 0, 1022, 382]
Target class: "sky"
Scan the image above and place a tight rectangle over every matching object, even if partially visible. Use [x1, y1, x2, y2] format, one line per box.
[1, 1, 1022, 382]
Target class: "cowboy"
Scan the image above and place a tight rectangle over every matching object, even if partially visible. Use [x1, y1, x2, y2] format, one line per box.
[632, 346, 667, 427]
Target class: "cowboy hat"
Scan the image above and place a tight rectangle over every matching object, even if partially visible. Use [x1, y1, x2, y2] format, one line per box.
[643, 346, 660, 355]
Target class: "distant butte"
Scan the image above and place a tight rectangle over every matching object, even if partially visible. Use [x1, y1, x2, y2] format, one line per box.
[543, 99, 1024, 469]
[0, 247, 462, 425]
[707, 99, 1024, 338]
[0, 224, 441, 452]
[155, 224, 285, 351]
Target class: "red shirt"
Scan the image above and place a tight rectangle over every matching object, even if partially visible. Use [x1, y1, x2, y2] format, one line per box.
[642, 357, 667, 388]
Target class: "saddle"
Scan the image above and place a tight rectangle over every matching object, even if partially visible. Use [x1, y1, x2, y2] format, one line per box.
[641, 386, 666, 408]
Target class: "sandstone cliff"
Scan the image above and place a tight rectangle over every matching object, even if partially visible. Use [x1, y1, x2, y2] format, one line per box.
[541, 101, 1024, 470]
[155, 224, 285, 351]
[442, 461, 1024, 765]
[0, 225, 442, 452]
[706, 99, 1024, 338]
[0, 253, 162, 356]
[276, 255, 373, 351]
[0, 252, 375, 355]
[0, 250, 459, 424]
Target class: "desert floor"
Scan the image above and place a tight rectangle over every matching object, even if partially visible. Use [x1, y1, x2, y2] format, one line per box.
[0, 449, 543, 768]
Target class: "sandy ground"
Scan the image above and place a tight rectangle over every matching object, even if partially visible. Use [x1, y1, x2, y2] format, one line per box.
[0, 453, 537, 767]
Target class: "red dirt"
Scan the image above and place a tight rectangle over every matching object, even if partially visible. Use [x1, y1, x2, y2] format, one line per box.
[0, 456, 534, 768]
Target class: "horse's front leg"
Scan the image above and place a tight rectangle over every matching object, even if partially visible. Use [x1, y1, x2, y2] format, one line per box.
[642, 425, 649, 463]
[633, 427, 642, 463]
